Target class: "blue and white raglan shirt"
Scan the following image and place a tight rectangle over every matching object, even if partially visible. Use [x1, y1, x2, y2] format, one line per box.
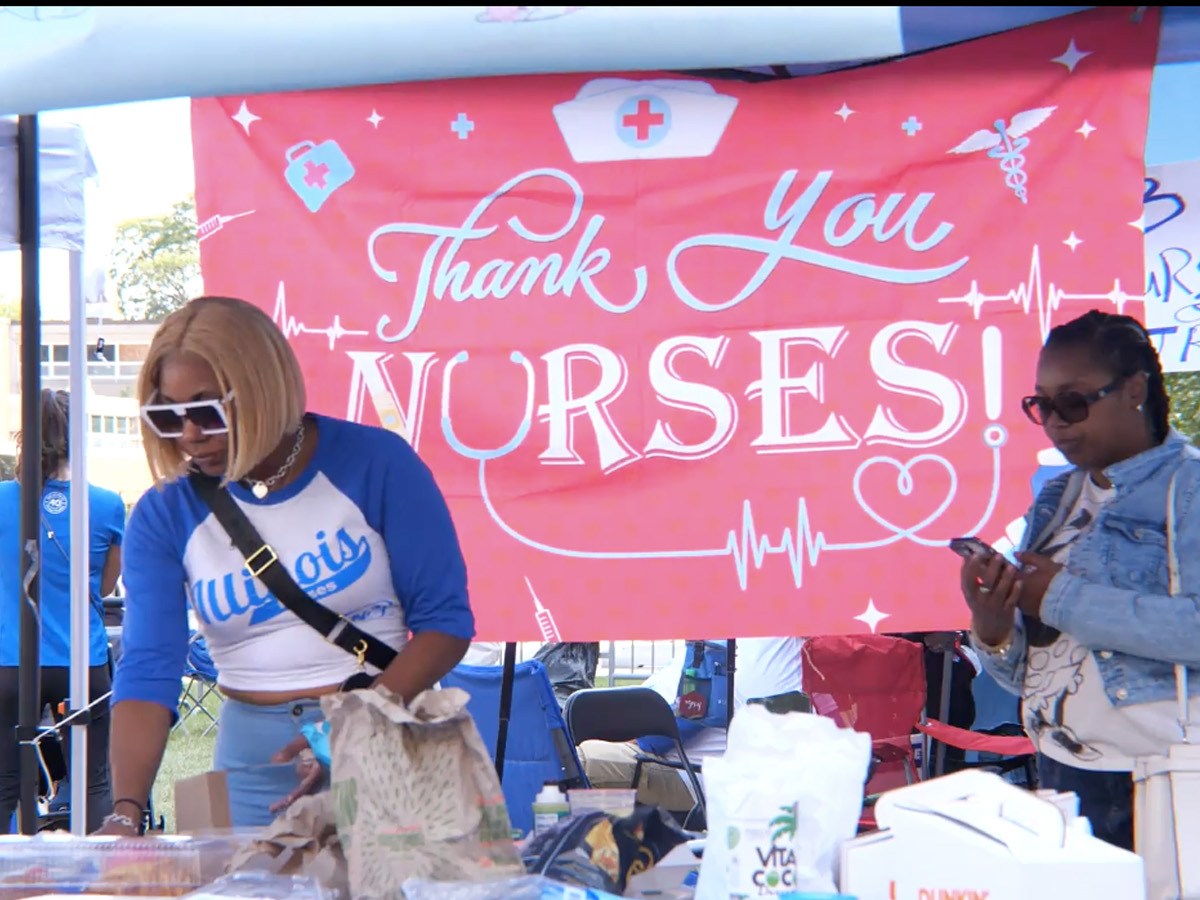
[112, 415, 475, 710]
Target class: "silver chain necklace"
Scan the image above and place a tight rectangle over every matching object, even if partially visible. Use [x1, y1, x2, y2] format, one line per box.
[246, 419, 306, 499]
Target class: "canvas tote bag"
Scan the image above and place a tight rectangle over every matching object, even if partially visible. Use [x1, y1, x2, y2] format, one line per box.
[1133, 471, 1200, 900]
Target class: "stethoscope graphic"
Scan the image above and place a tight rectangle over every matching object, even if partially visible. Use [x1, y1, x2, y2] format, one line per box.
[437, 346, 1007, 589]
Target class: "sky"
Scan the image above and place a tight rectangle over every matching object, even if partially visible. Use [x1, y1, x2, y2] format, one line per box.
[0, 97, 194, 319]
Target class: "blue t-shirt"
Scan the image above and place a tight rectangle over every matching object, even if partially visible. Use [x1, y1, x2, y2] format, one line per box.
[112, 414, 475, 712]
[0, 479, 126, 668]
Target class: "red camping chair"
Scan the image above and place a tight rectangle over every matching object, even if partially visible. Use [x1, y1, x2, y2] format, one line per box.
[915, 635, 1037, 783]
[801, 635, 927, 828]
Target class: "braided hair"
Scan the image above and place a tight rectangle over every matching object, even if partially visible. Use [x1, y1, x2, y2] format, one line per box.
[1044, 310, 1170, 444]
[15, 389, 71, 486]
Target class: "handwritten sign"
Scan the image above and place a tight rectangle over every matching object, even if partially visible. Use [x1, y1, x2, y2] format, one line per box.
[192, 7, 1157, 640]
[1143, 161, 1200, 372]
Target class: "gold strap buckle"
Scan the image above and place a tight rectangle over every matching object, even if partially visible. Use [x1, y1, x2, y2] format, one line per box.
[244, 544, 279, 578]
[327, 618, 369, 670]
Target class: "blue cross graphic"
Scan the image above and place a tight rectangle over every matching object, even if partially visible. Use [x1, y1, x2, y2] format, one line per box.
[901, 116, 923, 137]
[451, 113, 475, 140]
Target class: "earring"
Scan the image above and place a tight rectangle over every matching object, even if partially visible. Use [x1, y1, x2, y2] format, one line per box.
[1137, 403, 1145, 412]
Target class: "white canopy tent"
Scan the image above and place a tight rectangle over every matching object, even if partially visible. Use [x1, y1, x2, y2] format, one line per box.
[0, 118, 97, 835]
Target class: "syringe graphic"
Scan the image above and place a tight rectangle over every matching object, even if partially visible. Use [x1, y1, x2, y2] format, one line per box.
[525, 576, 561, 642]
[197, 210, 255, 242]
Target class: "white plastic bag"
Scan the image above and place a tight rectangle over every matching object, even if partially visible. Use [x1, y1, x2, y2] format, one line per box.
[695, 707, 870, 900]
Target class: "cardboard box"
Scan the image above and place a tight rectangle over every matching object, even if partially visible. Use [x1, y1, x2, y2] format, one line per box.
[174, 770, 232, 833]
[840, 770, 1144, 900]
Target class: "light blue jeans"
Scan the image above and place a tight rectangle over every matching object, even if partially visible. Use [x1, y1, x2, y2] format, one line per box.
[212, 696, 325, 828]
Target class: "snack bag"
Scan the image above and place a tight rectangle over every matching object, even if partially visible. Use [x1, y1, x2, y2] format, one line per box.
[322, 687, 523, 899]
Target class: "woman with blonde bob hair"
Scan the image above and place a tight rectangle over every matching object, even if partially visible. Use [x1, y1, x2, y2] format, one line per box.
[105, 296, 474, 832]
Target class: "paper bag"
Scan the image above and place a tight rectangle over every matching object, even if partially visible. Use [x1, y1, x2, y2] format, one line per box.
[228, 792, 350, 898]
[322, 687, 523, 899]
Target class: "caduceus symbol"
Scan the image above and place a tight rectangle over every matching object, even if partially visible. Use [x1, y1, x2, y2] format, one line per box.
[948, 106, 1056, 204]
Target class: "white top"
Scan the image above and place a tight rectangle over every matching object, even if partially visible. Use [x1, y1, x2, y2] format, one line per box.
[113, 416, 474, 709]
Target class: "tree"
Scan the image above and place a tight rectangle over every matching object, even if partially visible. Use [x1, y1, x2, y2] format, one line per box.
[109, 196, 203, 321]
[1167, 372, 1200, 442]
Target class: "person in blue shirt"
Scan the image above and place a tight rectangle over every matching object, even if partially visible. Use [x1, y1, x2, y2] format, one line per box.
[104, 296, 475, 832]
[0, 388, 125, 832]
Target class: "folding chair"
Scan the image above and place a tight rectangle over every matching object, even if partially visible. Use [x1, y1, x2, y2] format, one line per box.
[915, 640, 1036, 787]
[563, 686, 706, 830]
[801, 634, 928, 831]
[441, 659, 586, 836]
[175, 632, 221, 736]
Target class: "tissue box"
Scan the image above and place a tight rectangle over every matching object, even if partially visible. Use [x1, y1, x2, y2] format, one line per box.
[840, 771, 1144, 900]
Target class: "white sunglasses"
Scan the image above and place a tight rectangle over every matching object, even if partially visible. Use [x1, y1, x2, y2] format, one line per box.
[139, 391, 234, 439]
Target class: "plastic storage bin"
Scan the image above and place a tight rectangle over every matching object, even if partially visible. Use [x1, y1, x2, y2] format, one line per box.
[0, 832, 242, 898]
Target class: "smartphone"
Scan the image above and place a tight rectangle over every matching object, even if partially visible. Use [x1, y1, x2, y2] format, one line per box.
[949, 536, 997, 560]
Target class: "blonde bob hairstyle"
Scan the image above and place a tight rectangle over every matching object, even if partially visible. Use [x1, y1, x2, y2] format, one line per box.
[139, 296, 307, 486]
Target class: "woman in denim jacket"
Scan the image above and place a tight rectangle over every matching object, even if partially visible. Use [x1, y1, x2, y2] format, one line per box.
[959, 310, 1200, 850]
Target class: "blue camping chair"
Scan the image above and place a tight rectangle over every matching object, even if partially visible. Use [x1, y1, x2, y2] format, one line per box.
[441, 659, 586, 836]
[175, 632, 221, 736]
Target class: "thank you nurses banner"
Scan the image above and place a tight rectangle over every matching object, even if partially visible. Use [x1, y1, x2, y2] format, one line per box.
[193, 7, 1158, 641]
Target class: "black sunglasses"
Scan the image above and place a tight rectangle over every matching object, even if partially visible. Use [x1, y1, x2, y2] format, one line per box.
[1020, 376, 1128, 426]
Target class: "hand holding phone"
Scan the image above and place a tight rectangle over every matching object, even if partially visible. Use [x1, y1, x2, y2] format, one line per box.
[949, 536, 997, 560]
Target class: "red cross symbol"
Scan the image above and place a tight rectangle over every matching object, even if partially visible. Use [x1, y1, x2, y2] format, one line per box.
[303, 159, 330, 189]
[621, 99, 666, 142]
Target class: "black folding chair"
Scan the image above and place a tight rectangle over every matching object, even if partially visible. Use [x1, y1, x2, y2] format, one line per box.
[563, 686, 706, 829]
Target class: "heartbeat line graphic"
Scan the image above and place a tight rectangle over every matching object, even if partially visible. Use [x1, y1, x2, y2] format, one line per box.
[938, 246, 1142, 342]
[473, 431, 1005, 590]
[272, 281, 369, 351]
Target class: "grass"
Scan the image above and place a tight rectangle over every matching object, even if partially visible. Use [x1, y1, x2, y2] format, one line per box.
[153, 682, 221, 832]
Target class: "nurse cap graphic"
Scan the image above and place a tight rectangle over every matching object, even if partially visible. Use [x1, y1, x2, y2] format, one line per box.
[992, 447, 1072, 561]
[553, 78, 738, 164]
[284, 139, 356, 213]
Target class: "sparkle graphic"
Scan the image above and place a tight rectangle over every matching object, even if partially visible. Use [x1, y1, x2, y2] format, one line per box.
[367, 109, 384, 128]
[1051, 39, 1091, 73]
[938, 245, 1140, 341]
[834, 103, 855, 122]
[272, 281, 369, 351]
[1076, 120, 1096, 139]
[901, 115, 923, 137]
[231, 101, 260, 135]
[854, 599, 890, 634]
[1063, 232, 1083, 252]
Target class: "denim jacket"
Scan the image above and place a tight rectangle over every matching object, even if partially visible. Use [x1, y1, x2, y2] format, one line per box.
[976, 430, 1200, 708]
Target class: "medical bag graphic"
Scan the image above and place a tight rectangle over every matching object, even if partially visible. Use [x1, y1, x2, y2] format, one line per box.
[283, 140, 355, 212]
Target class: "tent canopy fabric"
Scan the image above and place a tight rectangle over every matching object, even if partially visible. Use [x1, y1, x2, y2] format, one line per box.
[0, 7, 1195, 165]
[0, 119, 94, 253]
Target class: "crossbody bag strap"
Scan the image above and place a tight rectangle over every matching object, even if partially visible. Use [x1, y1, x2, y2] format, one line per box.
[1166, 472, 1191, 742]
[189, 473, 398, 673]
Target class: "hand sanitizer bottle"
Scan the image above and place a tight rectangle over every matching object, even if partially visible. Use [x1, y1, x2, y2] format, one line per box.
[532, 781, 570, 836]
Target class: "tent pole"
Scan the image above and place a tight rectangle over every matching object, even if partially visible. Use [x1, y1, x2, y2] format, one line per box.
[726, 638, 736, 724]
[16, 113, 42, 837]
[67, 249, 89, 836]
[494, 641, 517, 782]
